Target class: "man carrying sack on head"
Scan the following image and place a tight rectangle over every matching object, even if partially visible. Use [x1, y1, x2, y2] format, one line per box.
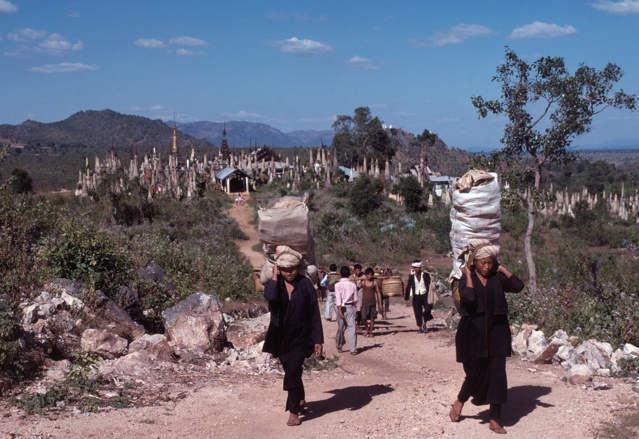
[404, 260, 438, 334]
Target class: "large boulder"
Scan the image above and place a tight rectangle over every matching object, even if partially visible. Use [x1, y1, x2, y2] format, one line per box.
[526, 330, 548, 360]
[81, 329, 128, 359]
[533, 338, 567, 365]
[112, 285, 143, 321]
[511, 323, 537, 356]
[128, 334, 174, 362]
[576, 340, 612, 370]
[163, 293, 226, 353]
[41, 278, 145, 339]
[226, 322, 266, 350]
[568, 364, 593, 385]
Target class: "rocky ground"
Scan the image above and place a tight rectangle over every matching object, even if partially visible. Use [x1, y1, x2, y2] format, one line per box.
[2, 196, 638, 438]
[1, 299, 638, 439]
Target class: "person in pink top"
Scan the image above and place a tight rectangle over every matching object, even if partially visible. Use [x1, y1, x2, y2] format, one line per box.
[334, 266, 359, 355]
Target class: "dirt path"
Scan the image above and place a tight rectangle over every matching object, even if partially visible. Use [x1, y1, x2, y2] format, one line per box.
[2, 302, 637, 439]
[227, 194, 265, 268]
[2, 199, 637, 438]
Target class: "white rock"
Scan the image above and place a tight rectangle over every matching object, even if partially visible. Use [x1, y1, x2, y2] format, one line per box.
[81, 328, 128, 359]
[556, 344, 576, 362]
[591, 340, 613, 357]
[526, 330, 548, 359]
[623, 343, 639, 356]
[596, 368, 611, 377]
[550, 330, 569, 341]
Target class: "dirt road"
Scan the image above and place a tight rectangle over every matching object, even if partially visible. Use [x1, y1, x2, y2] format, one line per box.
[2, 303, 635, 438]
[1, 195, 636, 438]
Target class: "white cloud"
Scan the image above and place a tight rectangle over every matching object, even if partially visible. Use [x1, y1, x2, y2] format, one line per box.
[347, 56, 380, 70]
[592, 0, 639, 14]
[5, 28, 83, 56]
[134, 38, 167, 49]
[175, 48, 196, 56]
[39, 33, 83, 55]
[66, 11, 80, 18]
[410, 23, 494, 48]
[509, 22, 577, 39]
[0, 0, 18, 15]
[8, 28, 47, 42]
[169, 36, 207, 46]
[267, 37, 334, 56]
[27, 62, 100, 74]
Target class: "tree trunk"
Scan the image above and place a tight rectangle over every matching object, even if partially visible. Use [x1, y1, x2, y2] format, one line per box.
[525, 196, 537, 296]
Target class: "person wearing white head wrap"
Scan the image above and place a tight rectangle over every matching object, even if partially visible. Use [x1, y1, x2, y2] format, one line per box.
[263, 245, 323, 426]
[404, 260, 437, 333]
[449, 241, 524, 434]
[473, 244, 499, 261]
[274, 245, 303, 269]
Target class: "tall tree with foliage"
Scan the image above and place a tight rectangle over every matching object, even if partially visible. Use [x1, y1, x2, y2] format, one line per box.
[332, 107, 394, 169]
[472, 47, 637, 295]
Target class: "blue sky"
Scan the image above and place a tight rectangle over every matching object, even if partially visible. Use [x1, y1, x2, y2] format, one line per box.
[1, 0, 638, 150]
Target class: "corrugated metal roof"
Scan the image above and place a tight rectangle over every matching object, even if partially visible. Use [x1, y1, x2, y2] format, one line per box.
[429, 176, 454, 183]
[338, 166, 358, 178]
[216, 167, 249, 180]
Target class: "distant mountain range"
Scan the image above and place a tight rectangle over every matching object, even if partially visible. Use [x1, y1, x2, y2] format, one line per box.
[0, 109, 334, 152]
[0, 109, 213, 152]
[575, 138, 639, 150]
[176, 120, 334, 148]
[465, 138, 639, 153]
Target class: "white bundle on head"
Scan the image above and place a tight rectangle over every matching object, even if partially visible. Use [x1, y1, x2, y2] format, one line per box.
[275, 245, 303, 268]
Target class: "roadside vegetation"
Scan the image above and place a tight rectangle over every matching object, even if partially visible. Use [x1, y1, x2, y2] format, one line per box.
[1, 95, 639, 425]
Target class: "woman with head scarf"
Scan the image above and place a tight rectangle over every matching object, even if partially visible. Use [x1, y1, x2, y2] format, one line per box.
[262, 245, 324, 426]
[449, 240, 524, 434]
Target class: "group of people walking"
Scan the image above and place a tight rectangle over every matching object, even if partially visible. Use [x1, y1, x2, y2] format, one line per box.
[319, 263, 385, 355]
[262, 242, 524, 434]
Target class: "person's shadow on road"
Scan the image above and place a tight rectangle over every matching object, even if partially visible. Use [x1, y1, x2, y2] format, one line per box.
[503, 385, 553, 426]
[304, 384, 394, 420]
[468, 385, 553, 427]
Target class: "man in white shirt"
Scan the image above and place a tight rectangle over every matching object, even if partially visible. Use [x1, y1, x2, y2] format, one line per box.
[404, 260, 434, 333]
[334, 266, 359, 354]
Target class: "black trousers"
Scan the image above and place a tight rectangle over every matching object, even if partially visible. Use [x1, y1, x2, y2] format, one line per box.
[412, 294, 433, 328]
[457, 356, 507, 420]
[280, 352, 306, 414]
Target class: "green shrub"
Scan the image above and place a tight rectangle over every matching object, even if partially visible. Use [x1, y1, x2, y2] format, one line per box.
[0, 307, 22, 385]
[394, 175, 424, 212]
[349, 175, 384, 217]
[42, 221, 134, 295]
[7, 168, 33, 194]
[0, 192, 57, 300]
[613, 356, 639, 378]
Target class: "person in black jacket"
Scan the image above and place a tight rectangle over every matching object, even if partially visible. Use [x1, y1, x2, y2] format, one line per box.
[404, 260, 434, 333]
[449, 243, 524, 435]
[262, 246, 324, 427]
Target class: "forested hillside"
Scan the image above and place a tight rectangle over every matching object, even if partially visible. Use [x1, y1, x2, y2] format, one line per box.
[0, 110, 213, 152]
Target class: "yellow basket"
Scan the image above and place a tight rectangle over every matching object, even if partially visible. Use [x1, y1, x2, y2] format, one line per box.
[381, 276, 403, 297]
